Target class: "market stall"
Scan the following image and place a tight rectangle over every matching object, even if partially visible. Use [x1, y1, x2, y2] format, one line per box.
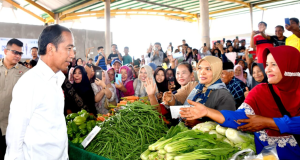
[65, 98, 276, 160]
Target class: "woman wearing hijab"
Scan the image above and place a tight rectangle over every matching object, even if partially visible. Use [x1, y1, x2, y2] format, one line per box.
[154, 67, 169, 103]
[244, 63, 268, 98]
[180, 46, 300, 159]
[234, 64, 247, 84]
[163, 56, 235, 127]
[250, 63, 268, 89]
[134, 65, 157, 97]
[91, 70, 117, 114]
[71, 66, 97, 115]
[166, 68, 180, 92]
[107, 67, 115, 84]
[63, 71, 87, 116]
[115, 66, 134, 101]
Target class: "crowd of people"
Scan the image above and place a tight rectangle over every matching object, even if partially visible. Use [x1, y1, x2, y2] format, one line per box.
[0, 17, 299, 159]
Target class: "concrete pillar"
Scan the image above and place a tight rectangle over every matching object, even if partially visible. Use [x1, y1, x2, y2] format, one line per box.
[199, 0, 210, 49]
[104, 0, 111, 57]
[249, 4, 253, 31]
[55, 13, 60, 24]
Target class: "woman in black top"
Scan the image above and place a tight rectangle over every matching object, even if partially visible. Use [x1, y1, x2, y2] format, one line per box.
[70, 66, 96, 115]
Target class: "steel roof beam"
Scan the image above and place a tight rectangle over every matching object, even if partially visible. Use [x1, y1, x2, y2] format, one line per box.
[252, 0, 283, 6]
[4, 0, 45, 22]
[61, 0, 102, 15]
[132, 0, 184, 11]
[216, 0, 266, 10]
[24, 0, 54, 19]
[209, 6, 247, 15]
[60, 12, 198, 22]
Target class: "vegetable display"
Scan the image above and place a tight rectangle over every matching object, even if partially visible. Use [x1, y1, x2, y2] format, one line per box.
[66, 109, 96, 144]
[193, 122, 256, 152]
[85, 101, 169, 160]
[141, 121, 256, 160]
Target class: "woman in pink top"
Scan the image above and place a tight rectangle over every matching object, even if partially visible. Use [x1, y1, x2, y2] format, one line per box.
[115, 66, 134, 101]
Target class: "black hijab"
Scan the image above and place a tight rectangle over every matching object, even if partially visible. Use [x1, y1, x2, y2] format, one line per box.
[154, 67, 169, 93]
[166, 68, 181, 90]
[250, 63, 268, 89]
[72, 66, 97, 115]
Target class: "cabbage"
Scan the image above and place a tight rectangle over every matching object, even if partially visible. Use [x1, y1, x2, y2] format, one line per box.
[209, 130, 224, 140]
[225, 128, 253, 144]
[223, 138, 234, 146]
[192, 121, 217, 133]
[192, 123, 205, 130]
[216, 124, 228, 135]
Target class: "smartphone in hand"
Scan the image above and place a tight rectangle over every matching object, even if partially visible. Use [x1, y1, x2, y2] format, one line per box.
[285, 18, 290, 25]
[115, 74, 122, 85]
[95, 69, 103, 80]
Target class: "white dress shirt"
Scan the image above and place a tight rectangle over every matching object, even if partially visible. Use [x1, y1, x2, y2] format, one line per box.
[5, 60, 68, 160]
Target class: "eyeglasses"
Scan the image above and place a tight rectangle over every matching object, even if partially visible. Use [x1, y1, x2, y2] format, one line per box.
[6, 49, 23, 56]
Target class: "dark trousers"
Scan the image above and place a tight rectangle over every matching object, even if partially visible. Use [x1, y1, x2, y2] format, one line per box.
[0, 129, 6, 160]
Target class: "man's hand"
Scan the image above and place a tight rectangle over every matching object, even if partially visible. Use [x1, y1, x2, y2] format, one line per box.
[285, 24, 292, 31]
[252, 30, 259, 37]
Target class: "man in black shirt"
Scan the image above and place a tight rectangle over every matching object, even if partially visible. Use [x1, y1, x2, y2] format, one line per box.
[107, 44, 122, 65]
[261, 25, 286, 47]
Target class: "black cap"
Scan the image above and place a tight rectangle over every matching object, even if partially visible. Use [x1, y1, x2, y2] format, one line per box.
[223, 62, 234, 70]
[226, 40, 232, 43]
[240, 39, 245, 42]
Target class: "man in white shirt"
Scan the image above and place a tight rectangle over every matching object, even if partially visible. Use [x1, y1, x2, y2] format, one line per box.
[5, 24, 75, 160]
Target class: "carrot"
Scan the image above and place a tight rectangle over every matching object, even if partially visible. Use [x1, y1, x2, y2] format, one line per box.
[97, 117, 105, 122]
[119, 101, 127, 104]
[117, 103, 125, 107]
[128, 100, 135, 103]
[123, 96, 139, 100]
[163, 117, 170, 125]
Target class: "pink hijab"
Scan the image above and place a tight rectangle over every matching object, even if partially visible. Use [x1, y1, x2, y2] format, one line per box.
[119, 66, 133, 86]
[234, 64, 246, 83]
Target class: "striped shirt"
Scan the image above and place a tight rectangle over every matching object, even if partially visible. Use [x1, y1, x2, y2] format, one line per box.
[94, 53, 107, 70]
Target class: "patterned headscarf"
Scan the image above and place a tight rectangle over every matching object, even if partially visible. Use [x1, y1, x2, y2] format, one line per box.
[119, 65, 133, 86]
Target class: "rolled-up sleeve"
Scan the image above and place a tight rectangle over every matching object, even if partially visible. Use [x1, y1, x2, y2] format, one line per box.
[273, 115, 300, 135]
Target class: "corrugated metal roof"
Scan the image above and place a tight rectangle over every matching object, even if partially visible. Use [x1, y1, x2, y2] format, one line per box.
[1, 0, 299, 23]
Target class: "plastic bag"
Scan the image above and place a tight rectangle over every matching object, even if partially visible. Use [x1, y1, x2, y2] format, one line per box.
[230, 145, 279, 160]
